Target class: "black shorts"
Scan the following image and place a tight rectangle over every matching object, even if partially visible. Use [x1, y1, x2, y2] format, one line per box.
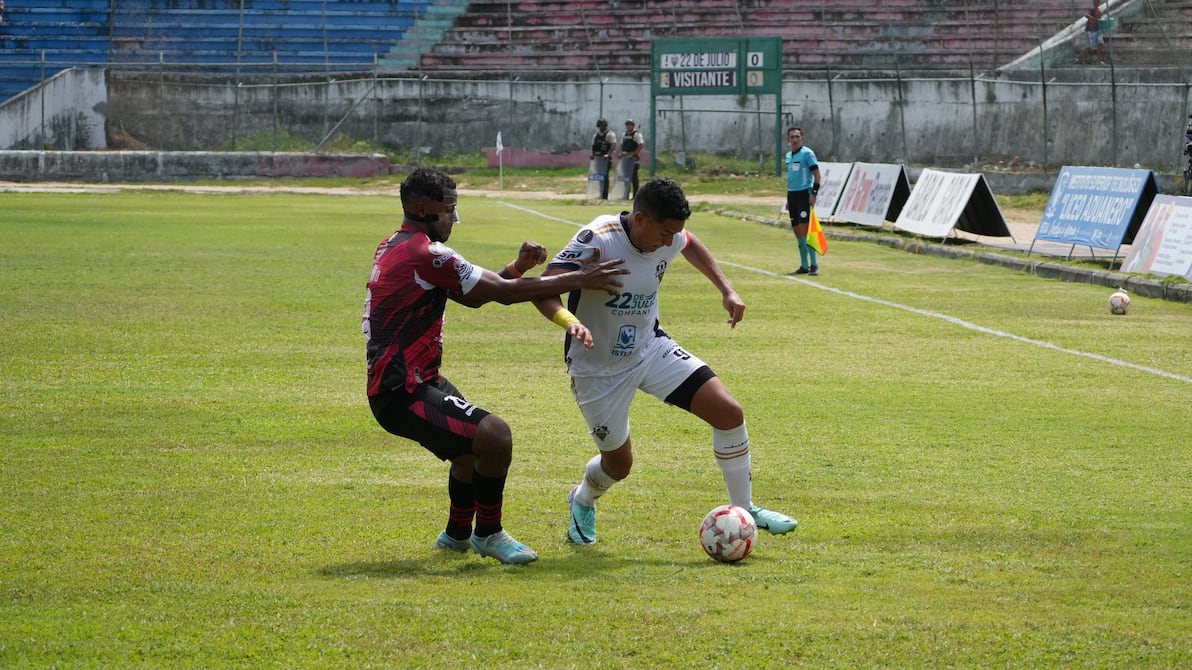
[368, 376, 490, 461]
[787, 190, 812, 226]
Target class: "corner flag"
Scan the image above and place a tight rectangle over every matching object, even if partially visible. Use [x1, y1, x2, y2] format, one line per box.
[808, 208, 828, 255]
[495, 131, 503, 155]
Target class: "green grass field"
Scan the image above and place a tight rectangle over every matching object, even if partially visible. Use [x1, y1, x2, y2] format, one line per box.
[2, 189, 1190, 668]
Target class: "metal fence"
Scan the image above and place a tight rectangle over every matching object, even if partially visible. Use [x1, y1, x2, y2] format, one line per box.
[4, 57, 1191, 178]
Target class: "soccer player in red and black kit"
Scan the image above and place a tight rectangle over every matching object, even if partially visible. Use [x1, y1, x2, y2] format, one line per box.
[362, 168, 625, 564]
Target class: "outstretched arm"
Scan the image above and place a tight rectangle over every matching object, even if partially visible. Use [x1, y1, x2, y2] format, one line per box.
[498, 240, 549, 280]
[451, 245, 626, 310]
[681, 231, 745, 328]
[531, 268, 596, 350]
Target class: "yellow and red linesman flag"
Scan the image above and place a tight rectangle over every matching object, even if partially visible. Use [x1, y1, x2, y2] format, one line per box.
[808, 207, 828, 255]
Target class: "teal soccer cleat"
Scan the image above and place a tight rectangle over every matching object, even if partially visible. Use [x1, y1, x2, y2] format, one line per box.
[434, 531, 470, 553]
[567, 486, 598, 544]
[469, 530, 539, 565]
[749, 505, 798, 535]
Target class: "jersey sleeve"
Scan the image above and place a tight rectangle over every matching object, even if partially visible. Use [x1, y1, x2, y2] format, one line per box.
[548, 226, 601, 271]
[414, 240, 483, 294]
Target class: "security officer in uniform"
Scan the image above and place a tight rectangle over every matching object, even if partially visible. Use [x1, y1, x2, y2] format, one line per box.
[590, 119, 616, 199]
[620, 119, 644, 199]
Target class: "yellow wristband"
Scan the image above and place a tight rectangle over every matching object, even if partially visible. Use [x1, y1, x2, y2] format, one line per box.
[504, 261, 523, 278]
[551, 308, 581, 329]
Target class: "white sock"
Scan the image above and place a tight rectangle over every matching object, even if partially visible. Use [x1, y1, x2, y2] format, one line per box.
[713, 424, 753, 509]
[575, 455, 617, 507]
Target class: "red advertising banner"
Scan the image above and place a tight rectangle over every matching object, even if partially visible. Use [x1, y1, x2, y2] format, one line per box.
[1120, 194, 1192, 280]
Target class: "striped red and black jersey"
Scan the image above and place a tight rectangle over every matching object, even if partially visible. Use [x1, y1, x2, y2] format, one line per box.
[362, 224, 483, 396]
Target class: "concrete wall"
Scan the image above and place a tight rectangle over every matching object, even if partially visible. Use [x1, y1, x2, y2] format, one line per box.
[4, 69, 1191, 176]
[0, 68, 107, 150]
[0, 150, 392, 182]
[3, 150, 1177, 194]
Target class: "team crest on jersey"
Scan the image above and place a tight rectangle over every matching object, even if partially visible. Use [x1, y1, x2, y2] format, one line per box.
[655, 259, 668, 281]
[591, 425, 610, 441]
[428, 242, 456, 268]
[578, 229, 595, 244]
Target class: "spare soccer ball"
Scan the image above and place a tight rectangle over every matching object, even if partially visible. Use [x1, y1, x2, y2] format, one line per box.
[1108, 290, 1131, 315]
[699, 504, 757, 563]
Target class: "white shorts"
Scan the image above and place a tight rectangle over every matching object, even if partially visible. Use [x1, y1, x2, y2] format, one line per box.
[569, 335, 708, 451]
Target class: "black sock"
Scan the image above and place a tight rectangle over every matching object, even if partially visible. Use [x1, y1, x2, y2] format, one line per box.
[445, 473, 475, 540]
[472, 470, 506, 538]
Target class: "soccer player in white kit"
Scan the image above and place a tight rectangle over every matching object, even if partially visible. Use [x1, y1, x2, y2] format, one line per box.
[533, 177, 798, 545]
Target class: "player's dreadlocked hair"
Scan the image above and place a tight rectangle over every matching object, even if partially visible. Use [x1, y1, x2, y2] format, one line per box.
[400, 168, 456, 210]
[633, 177, 691, 222]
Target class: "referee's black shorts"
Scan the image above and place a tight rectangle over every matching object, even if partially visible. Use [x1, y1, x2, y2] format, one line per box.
[786, 189, 812, 227]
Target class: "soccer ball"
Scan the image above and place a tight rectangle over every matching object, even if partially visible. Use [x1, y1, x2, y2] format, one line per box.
[699, 504, 757, 563]
[1108, 290, 1131, 315]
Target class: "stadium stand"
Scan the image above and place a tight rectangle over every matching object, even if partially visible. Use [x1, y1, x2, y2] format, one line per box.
[0, 0, 111, 102]
[106, 0, 431, 68]
[380, 2, 471, 70]
[417, 0, 1192, 74]
[418, 0, 1084, 73]
[2, 0, 1191, 103]
[0, 0, 436, 102]
[1095, 0, 1192, 68]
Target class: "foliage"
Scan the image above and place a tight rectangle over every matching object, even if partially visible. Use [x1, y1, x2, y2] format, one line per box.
[221, 130, 388, 160]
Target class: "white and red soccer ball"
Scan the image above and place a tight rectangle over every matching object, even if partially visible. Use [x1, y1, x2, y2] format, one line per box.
[1108, 290, 1131, 315]
[699, 504, 757, 563]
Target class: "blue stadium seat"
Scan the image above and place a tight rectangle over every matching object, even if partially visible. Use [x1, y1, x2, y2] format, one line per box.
[0, 0, 432, 103]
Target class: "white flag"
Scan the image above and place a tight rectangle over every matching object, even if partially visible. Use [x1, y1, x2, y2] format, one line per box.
[496, 132, 503, 155]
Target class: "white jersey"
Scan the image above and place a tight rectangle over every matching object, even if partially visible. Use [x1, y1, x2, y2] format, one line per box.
[548, 213, 690, 378]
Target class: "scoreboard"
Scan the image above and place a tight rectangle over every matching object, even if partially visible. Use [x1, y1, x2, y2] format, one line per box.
[651, 37, 782, 96]
[647, 36, 785, 176]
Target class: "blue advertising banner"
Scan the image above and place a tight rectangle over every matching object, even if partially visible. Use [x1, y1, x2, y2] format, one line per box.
[1035, 166, 1159, 251]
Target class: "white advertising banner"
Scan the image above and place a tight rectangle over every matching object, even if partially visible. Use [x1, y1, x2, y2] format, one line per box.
[834, 162, 910, 228]
[814, 161, 852, 218]
[894, 168, 1011, 239]
[780, 161, 852, 219]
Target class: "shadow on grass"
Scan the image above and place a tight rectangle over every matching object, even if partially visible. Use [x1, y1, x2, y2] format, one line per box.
[316, 544, 758, 580]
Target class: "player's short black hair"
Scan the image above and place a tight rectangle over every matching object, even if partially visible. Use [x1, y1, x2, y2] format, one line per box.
[400, 168, 456, 209]
[634, 177, 691, 222]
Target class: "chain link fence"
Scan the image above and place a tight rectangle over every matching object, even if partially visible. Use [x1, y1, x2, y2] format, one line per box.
[4, 57, 1191, 177]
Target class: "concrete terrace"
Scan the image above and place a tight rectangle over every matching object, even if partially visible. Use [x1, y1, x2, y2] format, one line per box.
[3, 0, 1191, 104]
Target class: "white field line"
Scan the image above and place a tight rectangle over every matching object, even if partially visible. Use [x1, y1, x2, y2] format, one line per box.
[501, 200, 1192, 386]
